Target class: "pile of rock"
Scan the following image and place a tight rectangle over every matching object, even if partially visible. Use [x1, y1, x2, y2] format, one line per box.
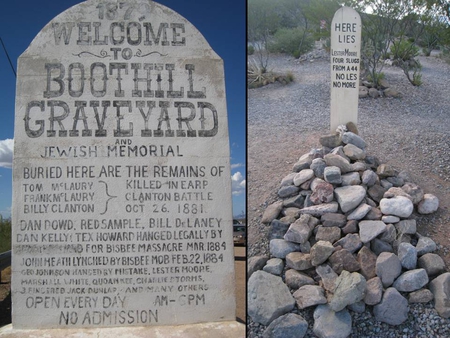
[248, 124, 448, 338]
[359, 78, 401, 98]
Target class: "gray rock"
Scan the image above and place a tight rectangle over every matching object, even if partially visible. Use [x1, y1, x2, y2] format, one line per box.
[334, 185, 367, 213]
[429, 273, 450, 318]
[364, 277, 383, 305]
[286, 252, 313, 271]
[269, 219, 290, 240]
[348, 301, 365, 313]
[278, 185, 300, 198]
[320, 134, 342, 148]
[321, 213, 347, 227]
[418, 193, 439, 214]
[310, 241, 335, 266]
[359, 85, 369, 98]
[293, 285, 327, 309]
[262, 201, 284, 224]
[376, 252, 402, 287]
[334, 233, 362, 253]
[324, 166, 342, 184]
[284, 214, 317, 244]
[248, 255, 269, 279]
[383, 187, 412, 200]
[359, 220, 387, 243]
[283, 194, 305, 209]
[270, 239, 301, 259]
[368, 185, 387, 203]
[371, 238, 393, 255]
[280, 173, 297, 187]
[316, 264, 338, 293]
[374, 287, 409, 325]
[393, 269, 429, 292]
[342, 220, 358, 234]
[313, 305, 352, 338]
[310, 181, 334, 205]
[347, 203, 372, 220]
[357, 246, 378, 280]
[376, 164, 396, 178]
[263, 258, 284, 276]
[324, 153, 353, 173]
[386, 176, 404, 187]
[378, 223, 397, 243]
[398, 242, 417, 270]
[408, 289, 434, 304]
[395, 219, 416, 235]
[417, 253, 446, 276]
[343, 143, 366, 160]
[341, 172, 361, 186]
[329, 271, 367, 312]
[311, 158, 327, 179]
[300, 202, 339, 216]
[379, 196, 414, 218]
[316, 226, 341, 243]
[416, 236, 437, 256]
[293, 157, 312, 173]
[263, 313, 308, 338]
[363, 206, 383, 220]
[294, 169, 315, 186]
[328, 249, 360, 274]
[381, 215, 400, 224]
[351, 161, 367, 172]
[368, 87, 380, 98]
[362, 169, 378, 186]
[248, 270, 296, 325]
[402, 182, 424, 205]
[299, 241, 311, 253]
[380, 179, 394, 189]
[342, 131, 366, 149]
[285, 269, 315, 290]
[281, 207, 301, 218]
[331, 146, 350, 162]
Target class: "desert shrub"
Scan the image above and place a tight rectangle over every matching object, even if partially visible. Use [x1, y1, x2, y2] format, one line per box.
[267, 27, 314, 57]
[0, 218, 11, 253]
[390, 39, 419, 62]
[248, 45, 255, 55]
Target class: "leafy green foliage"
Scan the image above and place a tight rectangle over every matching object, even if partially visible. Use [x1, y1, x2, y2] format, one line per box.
[390, 40, 420, 61]
[0, 218, 11, 253]
[267, 27, 314, 57]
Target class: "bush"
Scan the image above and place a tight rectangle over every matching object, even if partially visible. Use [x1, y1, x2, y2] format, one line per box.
[0, 218, 11, 253]
[248, 45, 255, 55]
[267, 27, 314, 57]
[390, 39, 419, 62]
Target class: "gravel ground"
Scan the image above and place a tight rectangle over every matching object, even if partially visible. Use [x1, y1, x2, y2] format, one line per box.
[247, 52, 450, 337]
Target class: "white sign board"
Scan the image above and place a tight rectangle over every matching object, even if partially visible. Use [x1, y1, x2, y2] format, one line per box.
[330, 6, 362, 132]
[12, 0, 235, 329]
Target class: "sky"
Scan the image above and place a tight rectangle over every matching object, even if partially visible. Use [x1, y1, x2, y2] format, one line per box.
[0, 0, 246, 218]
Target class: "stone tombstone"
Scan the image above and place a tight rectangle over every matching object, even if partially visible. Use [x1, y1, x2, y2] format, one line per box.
[12, 0, 235, 329]
[330, 6, 362, 132]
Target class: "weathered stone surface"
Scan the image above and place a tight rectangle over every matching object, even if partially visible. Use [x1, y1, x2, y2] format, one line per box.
[416, 236, 437, 256]
[269, 220, 290, 240]
[324, 166, 342, 185]
[368, 87, 379, 98]
[359, 220, 387, 243]
[379, 196, 414, 218]
[311, 158, 327, 179]
[293, 285, 327, 309]
[429, 273, 450, 318]
[342, 132, 366, 149]
[371, 238, 393, 256]
[313, 305, 352, 338]
[343, 143, 366, 160]
[285, 269, 315, 290]
[262, 201, 284, 224]
[418, 253, 446, 276]
[263, 258, 284, 276]
[378, 223, 397, 243]
[321, 213, 347, 228]
[300, 202, 339, 217]
[376, 252, 402, 287]
[362, 169, 378, 186]
[334, 233, 362, 253]
[331, 146, 350, 162]
[357, 246, 377, 280]
[376, 164, 396, 178]
[286, 252, 313, 271]
[393, 269, 429, 292]
[398, 242, 417, 270]
[270, 239, 301, 259]
[368, 185, 387, 203]
[284, 214, 317, 244]
[342, 220, 358, 234]
[283, 194, 305, 209]
[281, 173, 297, 187]
[324, 153, 353, 173]
[341, 172, 361, 186]
[418, 193, 439, 214]
[293, 158, 312, 173]
[334, 185, 366, 213]
[281, 207, 301, 218]
[328, 249, 360, 274]
[351, 161, 367, 172]
[347, 203, 372, 220]
[248, 271, 296, 325]
[320, 134, 342, 148]
[363, 206, 383, 220]
[294, 169, 315, 186]
[408, 289, 434, 304]
[248, 256, 270, 279]
[278, 185, 300, 199]
[383, 187, 412, 200]
[381, 215, 400, 224]
[311, 241, 335, 266]
[263, 313, 308, 338]
[364, 277, 383, 305]
[310, 181, 334, 205]
[348, 301, 366, 313]
[395, 219, 416, 235]
[316, 226, 341, 243]
[316, 264, 338, 293]
[402, 182, 424, 205]
[329, 271, 367, 312]
[373, 288, 409, 325]
[387, 176, 404, 187]
[359, 85, 368, 98]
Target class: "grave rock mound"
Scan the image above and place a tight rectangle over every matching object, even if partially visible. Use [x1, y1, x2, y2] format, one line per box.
[248, 127, 446, 337]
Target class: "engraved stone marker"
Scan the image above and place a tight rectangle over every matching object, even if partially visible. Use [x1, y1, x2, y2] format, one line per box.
[330, 6, 361, 132]
[12, 0, 235, 329]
